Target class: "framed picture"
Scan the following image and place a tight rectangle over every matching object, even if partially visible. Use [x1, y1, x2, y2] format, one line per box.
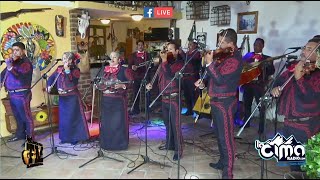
[237, 11, 258, 34]
[196, 32, 207, 50]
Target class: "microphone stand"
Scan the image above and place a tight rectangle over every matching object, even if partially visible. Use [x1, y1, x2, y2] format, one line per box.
[88, 60, 109, 128]
[149, 52, 197, 179]
[237, 49, 299, 135]
[127, 60, 171, 174]
[79, 60, 123, 168]
[31, 60, 77, 158]
[236, 50, 298, 179]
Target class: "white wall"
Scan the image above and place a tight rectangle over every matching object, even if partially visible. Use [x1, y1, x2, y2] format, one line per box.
[177, 1, 320, 71]
[177, 1, 320, 121]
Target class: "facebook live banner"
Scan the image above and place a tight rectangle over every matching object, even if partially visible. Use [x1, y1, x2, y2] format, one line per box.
[144, 7, 173, 18]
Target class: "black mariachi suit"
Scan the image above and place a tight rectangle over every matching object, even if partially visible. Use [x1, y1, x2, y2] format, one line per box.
[181, 50, 202, 115]
[158, 57, 185, 156]
[100, 65, 134, 150]
[273, 68, 320, 171]
[1, 56, 34, 139]
[206, 50, 243, 179]
[128, 51, 151, 114]
[242, 52, 275, 129]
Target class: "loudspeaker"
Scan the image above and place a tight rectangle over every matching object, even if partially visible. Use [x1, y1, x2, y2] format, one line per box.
[4, 106, 59, 133]
[152, 28, 169, 41]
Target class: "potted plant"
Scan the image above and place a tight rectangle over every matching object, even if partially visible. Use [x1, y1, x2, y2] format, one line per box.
[301, 133, 320, 179]
[284, 133, 320, 179]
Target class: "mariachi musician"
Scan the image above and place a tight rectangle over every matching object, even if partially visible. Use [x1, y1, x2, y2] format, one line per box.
[194, 28, 243, 179]
[128, 40, 151, 115]
[146, 41, 193, 161]
[98, 51, 134, 150]
[241, 38, 275, 129]
[271, 35, 320, 172]
[47, 52, 90, 145]
[1, 42, 34, 143]
[179, 39, 202, 116]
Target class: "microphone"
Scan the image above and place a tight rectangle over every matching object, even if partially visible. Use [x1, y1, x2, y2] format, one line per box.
[56, 59, 62, 61]
[288, 47, 302, 50]
[286, 55, 298, 60]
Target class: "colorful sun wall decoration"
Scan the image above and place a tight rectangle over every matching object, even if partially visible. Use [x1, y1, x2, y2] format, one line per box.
[1, 22, 56, 71]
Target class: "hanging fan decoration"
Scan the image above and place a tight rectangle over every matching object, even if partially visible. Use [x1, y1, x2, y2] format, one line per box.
[0, 22, 56, 71]
[35, 111, 48, 122]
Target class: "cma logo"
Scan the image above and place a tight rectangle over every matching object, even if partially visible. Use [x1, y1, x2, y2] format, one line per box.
[144, 7, 173, 18]
[255, 133, 305, 162]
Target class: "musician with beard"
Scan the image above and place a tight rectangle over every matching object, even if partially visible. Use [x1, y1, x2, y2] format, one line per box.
[194, 28, 243, 179]
[271, 35, 320, 172]
[99, 51, 134, 150]
[128, 40, 151, 115]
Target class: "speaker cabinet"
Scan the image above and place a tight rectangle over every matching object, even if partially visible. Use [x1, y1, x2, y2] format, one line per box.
[4, 106, 59, 133]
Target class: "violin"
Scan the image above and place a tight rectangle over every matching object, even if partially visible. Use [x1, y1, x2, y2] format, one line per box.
[202, 47, 234, 64]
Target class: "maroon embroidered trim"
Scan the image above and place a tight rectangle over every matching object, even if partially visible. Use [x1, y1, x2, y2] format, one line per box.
[296, 77, 307, 94]
[220, 58, 239, 75]
[19, 62, 32, 74]
[72, 69, 80, 79]
[212, 92, 237, 97]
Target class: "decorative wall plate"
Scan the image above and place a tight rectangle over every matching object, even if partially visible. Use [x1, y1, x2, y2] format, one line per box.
[1, 22, 56, 71]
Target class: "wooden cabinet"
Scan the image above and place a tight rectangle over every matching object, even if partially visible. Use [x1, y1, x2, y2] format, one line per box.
[4, 106, 59, 133]
[2, 98, 59, 133]
[125, 37, 134, 60]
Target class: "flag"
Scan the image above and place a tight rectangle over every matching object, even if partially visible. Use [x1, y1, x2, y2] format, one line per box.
[188, 21, 196, 41]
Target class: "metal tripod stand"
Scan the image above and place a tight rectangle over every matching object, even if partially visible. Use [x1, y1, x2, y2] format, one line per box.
[128, 60, 171, 174]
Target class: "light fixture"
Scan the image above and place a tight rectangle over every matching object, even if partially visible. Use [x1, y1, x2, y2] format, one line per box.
[100, 19, 111, 24]
[131, 14, 143, 21]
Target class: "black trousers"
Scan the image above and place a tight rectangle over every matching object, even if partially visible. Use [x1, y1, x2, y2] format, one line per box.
[210, 97, 238, 179]
[243, 84, 264, 127]
[182, 79, 198, 113]
[161, 97, 183, 155]
[283, 117, 320, 171]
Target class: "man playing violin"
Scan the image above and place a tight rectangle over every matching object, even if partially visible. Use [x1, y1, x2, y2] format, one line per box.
[241, 38, 275, 129]
[146, 41, 192, 161]
[194, 28, 243, 179]
[271, 35, 320, 172]
[128, 40, 151, 115]
[0, 42, 34, 143]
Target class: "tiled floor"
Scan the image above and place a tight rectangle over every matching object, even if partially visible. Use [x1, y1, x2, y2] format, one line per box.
[0, 112, 290, 179]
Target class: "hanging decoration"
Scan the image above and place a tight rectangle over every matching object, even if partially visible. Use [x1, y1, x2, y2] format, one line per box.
[55, 15, 64, 37]
[0, 22, 56, 71]
[107, 23, 118, 51]
[78, 11, 90, 39]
